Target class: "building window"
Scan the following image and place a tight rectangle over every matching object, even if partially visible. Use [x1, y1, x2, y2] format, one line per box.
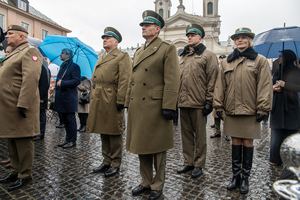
[159, 9, 163, 17]
[207, 2, 213, 15]
[0, 14, 5, 31]
[21, 21, 29, 34]
[18, 0, 27, 11]
[42, 29, 48, 40]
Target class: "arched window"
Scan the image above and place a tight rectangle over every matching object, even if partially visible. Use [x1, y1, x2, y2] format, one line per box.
[159, 9, 163, 17]
[207, 2, 213, 15]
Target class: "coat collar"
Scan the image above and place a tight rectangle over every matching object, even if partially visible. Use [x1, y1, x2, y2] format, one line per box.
[180, 43, 206, 56]
[227, 47, 258, 63]
[2, 42, 29, 62]
[133, 37, 163, 68]
[96, 47, 120, 66]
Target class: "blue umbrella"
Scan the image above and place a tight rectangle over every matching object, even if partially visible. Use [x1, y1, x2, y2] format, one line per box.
[253, 26, 300, 58]
[38, 35, 98, 78]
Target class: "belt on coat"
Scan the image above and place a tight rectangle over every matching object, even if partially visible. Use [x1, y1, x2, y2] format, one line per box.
[93, 82, 118, 89]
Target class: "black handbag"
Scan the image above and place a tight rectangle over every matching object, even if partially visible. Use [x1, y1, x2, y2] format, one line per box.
[79, 91, 90, 104]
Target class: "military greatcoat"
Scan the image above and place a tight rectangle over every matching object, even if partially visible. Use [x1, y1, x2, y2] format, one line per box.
[86, 47, 132, 135]
[0, 42, 42, 138]
[125, 37, 180, 155]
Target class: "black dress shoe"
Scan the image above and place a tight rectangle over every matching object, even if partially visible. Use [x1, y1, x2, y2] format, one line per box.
[56, 124, 65, 128]
[210, 124, 215, 128]
[79, 126, 86, 132]
[93, 164, 110, 173]
[58, 141, 68, 147]
[132, 184, 150, 195]
[7, 178, 32, 191]
[33, 135, 44, 141]
[225, 135, 231, 141]
[62, 142, 76, 149]
[210, 133, 221, 138]
[191, 167, 203, 178]
[149, 190, 162, 200]
[177, 165, 194, 173]
[0, 173, 18, 183]
[104, 167, 119, 177]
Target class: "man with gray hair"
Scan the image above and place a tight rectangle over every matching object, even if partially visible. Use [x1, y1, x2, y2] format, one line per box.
[0, 25, 42, 191]
[54, 48, 81, 149]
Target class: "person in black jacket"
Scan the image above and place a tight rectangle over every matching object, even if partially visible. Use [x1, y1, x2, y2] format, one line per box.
[270, 49, 300, 165]
[34, 58, 51, 141]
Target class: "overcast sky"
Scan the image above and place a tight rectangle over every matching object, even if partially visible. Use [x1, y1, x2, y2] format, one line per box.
[29, 0, 300, 51]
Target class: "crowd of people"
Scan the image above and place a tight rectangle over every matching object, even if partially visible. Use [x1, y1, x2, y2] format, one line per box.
[0, 9, 299, 200]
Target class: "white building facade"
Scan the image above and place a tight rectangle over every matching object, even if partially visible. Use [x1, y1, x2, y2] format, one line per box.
[155, 0, 232, 57]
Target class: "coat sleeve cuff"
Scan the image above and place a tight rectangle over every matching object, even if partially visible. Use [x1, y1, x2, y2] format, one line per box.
[257, 110, 268, 115]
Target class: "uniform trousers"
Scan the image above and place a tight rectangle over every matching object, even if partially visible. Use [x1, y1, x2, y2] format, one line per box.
[101, 134, 122, 168]
[180, 107, 207, 168]
[214, 117, 221, 135]
[139, 151, 166, 191]
[61, 113, 77, 142]
[7, 137, 34, 179]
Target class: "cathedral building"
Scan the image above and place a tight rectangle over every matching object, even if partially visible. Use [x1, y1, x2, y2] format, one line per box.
[155, 0, 232, 56]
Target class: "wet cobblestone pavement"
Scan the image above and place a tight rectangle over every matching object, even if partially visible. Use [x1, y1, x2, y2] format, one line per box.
[0, 112, 284, 199]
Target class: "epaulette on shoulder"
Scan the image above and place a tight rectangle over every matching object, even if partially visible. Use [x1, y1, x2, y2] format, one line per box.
[162, 40, 172, 45]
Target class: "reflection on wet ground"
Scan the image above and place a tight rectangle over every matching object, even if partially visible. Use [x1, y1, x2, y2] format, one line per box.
[0, 112, 283, 199]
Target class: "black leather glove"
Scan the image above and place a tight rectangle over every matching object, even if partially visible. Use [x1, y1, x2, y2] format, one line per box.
[202, 103, 213, 116]
[116, 104, 124, 111]
[18, 107, 26, 118]
[216, 111, 223, 120]
[162, 109, 176, 120]
[256, 113, 268, 123]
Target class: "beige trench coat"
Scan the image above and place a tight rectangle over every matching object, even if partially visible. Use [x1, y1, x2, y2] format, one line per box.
[86, 47, 132, 135]
[213, 54, 273, 116]
[125, 37, 180, 155]
[0, 42, 42, 138]
[178, 48, 219, 108]
[77, 78, 91, 113]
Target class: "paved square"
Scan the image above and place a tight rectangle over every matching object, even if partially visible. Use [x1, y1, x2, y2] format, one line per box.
[0, 113, 283, 199]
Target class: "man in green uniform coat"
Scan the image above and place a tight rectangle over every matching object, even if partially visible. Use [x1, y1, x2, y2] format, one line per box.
[125, 10, 180, 200]
[86, 27, 132, 177]
[0, 25, 42, 191]
[177, 24, 219, 178]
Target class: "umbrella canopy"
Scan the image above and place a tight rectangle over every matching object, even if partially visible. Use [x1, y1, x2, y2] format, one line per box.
[38, 35, 98, 78]
[253, 26, 300, 58]
[28, 36, 42, 48]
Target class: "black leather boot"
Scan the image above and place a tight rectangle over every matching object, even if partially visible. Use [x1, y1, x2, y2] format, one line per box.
[240, 146, 253, 194]
[227, 145, 242, 191]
